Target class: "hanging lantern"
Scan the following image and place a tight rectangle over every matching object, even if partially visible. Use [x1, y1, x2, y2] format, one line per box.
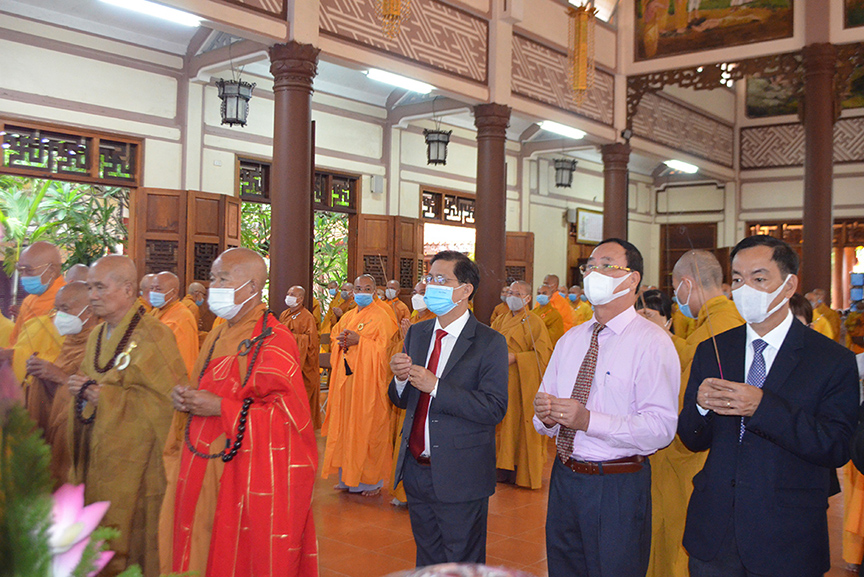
[376, 0, 411, 39]
[567, 3, 597, 106]
[554, 158, 578, 188]
[216, 78, 256, 127]
[424, 128, 452, 165]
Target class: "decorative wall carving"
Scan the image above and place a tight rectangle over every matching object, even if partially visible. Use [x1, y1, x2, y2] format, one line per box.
[505, 265, 526, 282]
[145, 240, 178, 275]
[400, 257, 416, 289]
[220, 0, 286, 18]
[632, 93, 734, 167]
[363, 254, 388, 287]
[194, 243, 220, 281]
[511, 34, 614, 126]
[740, 116, 864, 168]
[319, 0, 488, 84]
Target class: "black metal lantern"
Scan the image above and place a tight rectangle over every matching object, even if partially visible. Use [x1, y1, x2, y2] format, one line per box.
[216, 78, 256, 127]
[424, 128, 452, 165]
[554, 158, 577, 188]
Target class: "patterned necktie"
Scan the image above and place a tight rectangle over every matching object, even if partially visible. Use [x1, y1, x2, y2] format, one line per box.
[740, 339, 768, 442]
[556, 322, 605, 461]
[408, 329, 447, 459]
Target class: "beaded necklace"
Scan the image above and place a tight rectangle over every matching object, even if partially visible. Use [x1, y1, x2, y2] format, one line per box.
[184, 310, 275, 463]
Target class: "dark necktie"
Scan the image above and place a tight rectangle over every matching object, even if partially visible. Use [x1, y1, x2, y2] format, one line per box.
[740, 339, 768, 442]
[408, 329, 447, 459]
[556, 322, 605, 461]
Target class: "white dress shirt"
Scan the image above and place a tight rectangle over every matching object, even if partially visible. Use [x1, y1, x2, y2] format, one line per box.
[396, 309, 471, 456]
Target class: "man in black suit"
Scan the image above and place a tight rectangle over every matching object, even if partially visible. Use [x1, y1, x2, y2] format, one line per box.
[679, 235, 859, 577]
[389, 250, 508, 567]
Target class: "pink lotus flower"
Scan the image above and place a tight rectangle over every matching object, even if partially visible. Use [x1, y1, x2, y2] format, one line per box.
[49, 484, 112, 577]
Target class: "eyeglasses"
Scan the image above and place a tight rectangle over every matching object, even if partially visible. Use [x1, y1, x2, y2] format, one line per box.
[16, 262, 49, 275]
[423, 274, 458, 286]
[579, 263, 634, 276]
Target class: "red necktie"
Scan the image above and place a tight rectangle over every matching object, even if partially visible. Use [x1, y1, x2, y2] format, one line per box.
[408, 329, 447, 459]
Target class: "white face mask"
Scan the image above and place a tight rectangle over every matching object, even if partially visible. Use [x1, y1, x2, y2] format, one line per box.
[284, 295, 299, 308]
[506, 295, 527, 312]
[209, 280, 257, 320]
[411, 293, 427, 311]
[732, 274, 792, 325]
[583, 272, 632, 306]
[53, 306, 89, 336]
[385, 288, 398, 300]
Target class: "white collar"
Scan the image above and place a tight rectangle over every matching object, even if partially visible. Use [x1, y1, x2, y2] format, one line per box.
[746, 310, 794, 352]
[434, 309, 470, 339]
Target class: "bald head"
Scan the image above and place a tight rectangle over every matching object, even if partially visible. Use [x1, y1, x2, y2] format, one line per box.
[18, 241, 62, 286]
[152, 271, 180, 306]
[288, 285, 306, 300]
[213, 248, 268, 288]
[355, 274, 376, 293]
[188, 282, 206, 296]
[672, 250, 723, 289]
[55, 281, 91, 315]
[510, 280, 531, 297]
[412, 281, 426, 296]
[543, 274, 560, 292]
[65, 264, 90, 283]
[140, 273, 156, 292]
[88, 255, 139, 326]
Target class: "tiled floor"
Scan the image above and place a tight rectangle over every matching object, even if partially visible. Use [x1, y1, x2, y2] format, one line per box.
[312, 434, 859, 577]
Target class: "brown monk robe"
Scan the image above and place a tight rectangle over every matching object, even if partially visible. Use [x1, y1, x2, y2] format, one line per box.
[311, 296, 322, 333]
[384, 279, 411, 324]
[388, 281, 435, 504]
[490, 285, 510, 326]
[24, 282, 97, 486]
[492, 281, 553, 489]
[148, 272, 199, 378]
[67, 255, 188, 577]
[279, 285, 321, 429]
[9, 241, 66, 344]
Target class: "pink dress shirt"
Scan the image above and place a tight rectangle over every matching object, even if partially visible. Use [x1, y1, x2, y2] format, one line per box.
[533, 306, 679, 461]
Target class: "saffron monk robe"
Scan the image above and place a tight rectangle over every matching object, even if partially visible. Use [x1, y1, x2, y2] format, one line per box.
[279, 285, 322, 430]
[148, 271, 199, 378]
[532, 285, 565, 346]
[321, 281, 356, 353]
[323, 274, 398, 496]
[9, 241, 66, 344]
[160, 248, 318, 577]
[542, 274, 575, 332]
[489, 285, 510, 327]
[492, 280, 553, 489]
[67, 256, 189, 577]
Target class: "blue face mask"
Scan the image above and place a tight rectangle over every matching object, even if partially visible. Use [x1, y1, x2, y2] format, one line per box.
[675, 279, 697, 319]
[536, 294, 550, 307]
[424, 284, 463, 316]
[580, 294, 588, 302]
[149, 291, 167, 308]
[195, 298, 204, 307]
[21, 264, 50, 296]
[354, 293, 373, 308]
[329, 288, 337, 297]
[568, 294, 578, 302]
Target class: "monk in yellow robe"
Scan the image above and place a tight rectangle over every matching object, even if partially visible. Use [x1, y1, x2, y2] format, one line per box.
[67, 255, 188, 577]
[808, 289, 842, 342]
[160, 248, 318, 577]
[148, 272, 199, 378]
[311, 296, 322, 333]
[9, 241, 66, 344]
[841, 301, 864, 562]
[542, 274, 575, 332]
[532, 287, 565, 345]
[492, 281, 553, 489]
[321, 281, 356, 352]
[646, 251, 744, 577]
[490, 285, 510, 326]
[385, 279, 411, 324]
[323, 274, 398, 496]
[671, 302, 695, 338]
[23, 282, 96, 486]
[568, 285, 593, 326]
[181, 282, 206, 328]
[845, 301, 864, 354]
[15, 314, 64, 429]
[279, 285, 321, 429]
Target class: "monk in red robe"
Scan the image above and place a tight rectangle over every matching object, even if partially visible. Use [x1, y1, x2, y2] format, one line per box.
[161, 247, 318, 577]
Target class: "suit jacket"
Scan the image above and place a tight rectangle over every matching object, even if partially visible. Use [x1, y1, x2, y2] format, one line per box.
[679, 319, 858, 576]
[388, 312, 508, 503]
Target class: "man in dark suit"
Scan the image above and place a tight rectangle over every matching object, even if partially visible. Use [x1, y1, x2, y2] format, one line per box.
[389, 250, 508, 567]
[679, 235, 859, 577]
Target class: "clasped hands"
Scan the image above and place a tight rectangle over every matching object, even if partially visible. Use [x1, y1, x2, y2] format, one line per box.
[336, 330, 360, 350]
[26, 353, 66, 388]
[389, 352, 437, 394]
[533, 391, 590, 432]
[68, 374, 101, 407]
[697, 378, 762, 417]
[171, 385, 222, 416]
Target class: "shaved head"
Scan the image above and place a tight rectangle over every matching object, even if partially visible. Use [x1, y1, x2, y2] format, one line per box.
[209, 248, 265, 323]
[188, 282, 206, 295]
[65, 264, 90, 283]
[569, 285, 582, 295]
[673, 250, 723, 289]
[214, 248, 268, 288]
[412, 281, 426, 295]
[18, 241, 62, 286]
[140, 273, 156, 292]
[341, 281, 354, 292]
[387, 279, 400, 291]
[510, 280, 531, 297]
[355, 274, 376, 293]
[543, 274, 560, 291]
[89, 255, 139, 326]
[288, 285, 306, 299]
[152, 271, 180, 305]
[55, 281, 91, 316]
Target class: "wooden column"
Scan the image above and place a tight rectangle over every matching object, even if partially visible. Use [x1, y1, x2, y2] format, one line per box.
[473, 103, 511, 324]
[601, 142, 631, 240]
[801, 43, 836, 294]
[269, 41, 319, 314]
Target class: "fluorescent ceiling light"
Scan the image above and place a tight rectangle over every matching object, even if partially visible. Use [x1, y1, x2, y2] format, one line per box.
[99, 0, 202, 27]
[664, 160, 699, 174]
[539, 120, 586, 140]
[365, 69, 434, 94]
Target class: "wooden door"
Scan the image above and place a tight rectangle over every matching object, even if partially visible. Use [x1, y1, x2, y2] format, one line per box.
[660, 223, 719, 295]
[394, 217, 424, 302]
[505, 232, 534, 285]
[129, 187, 187, 286]
[354, 214, 393, 287]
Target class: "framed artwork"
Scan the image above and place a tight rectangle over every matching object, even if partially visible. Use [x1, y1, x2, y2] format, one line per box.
[848, 0, 864, 28]
[635, 0, 794, 62]
[746, 66, 864, 117]
[576, 209, 604, 245]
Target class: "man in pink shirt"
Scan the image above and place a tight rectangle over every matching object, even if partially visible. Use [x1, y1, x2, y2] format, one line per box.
[534, 238, 679, 577]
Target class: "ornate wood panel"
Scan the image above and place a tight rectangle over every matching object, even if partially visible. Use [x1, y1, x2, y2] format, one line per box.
[319, 0, 488, 84]
[505, 232, 534, 287]
[741, 117, 864, 169]
[395, 217, 424, 307]
[355, 214, 394, 287]
[511, 34, 614, 126]
[632, 93, 734, 168]
[130, 188, 187, 287]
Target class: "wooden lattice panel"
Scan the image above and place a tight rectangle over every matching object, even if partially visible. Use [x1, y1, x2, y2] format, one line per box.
[400, 257, 416, 289]
[363, 254, 388, 287]
[505, 265, 526, 282]
[194, 242, 220, 281]
[145, 239, 178, 275]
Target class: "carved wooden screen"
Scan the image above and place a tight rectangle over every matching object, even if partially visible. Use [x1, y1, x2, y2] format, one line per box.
[505, 232, 534, 286]
[395, 217, 424, 305]
[354, 214, 393, 287]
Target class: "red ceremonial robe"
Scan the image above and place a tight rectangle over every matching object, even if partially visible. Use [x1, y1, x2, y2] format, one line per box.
[172, 308, 318, 577]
